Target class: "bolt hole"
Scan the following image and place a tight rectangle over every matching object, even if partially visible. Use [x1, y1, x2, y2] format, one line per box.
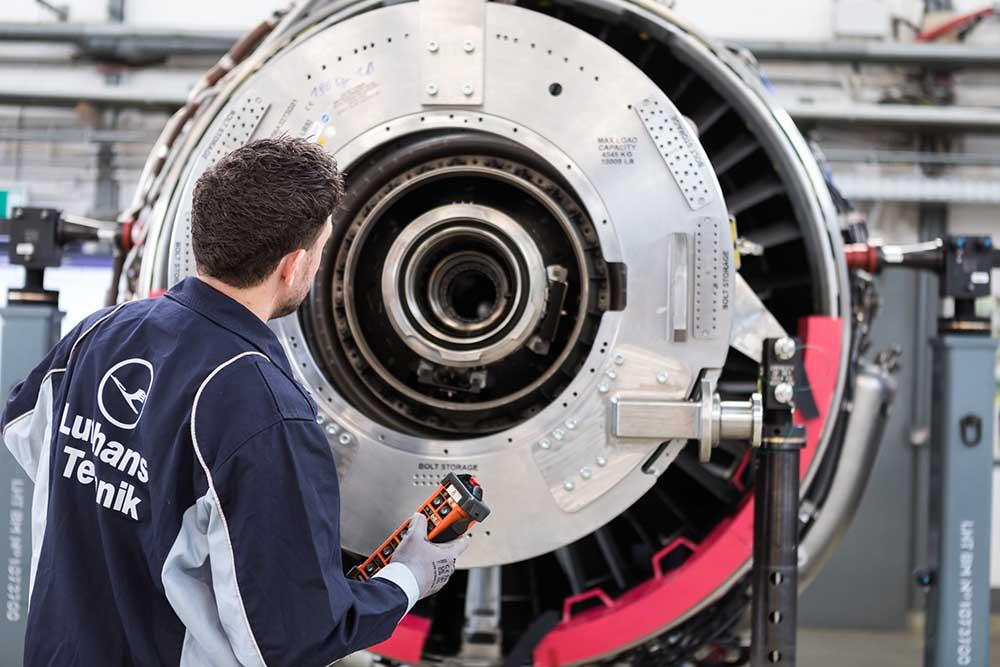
[549, 82, 563, 96]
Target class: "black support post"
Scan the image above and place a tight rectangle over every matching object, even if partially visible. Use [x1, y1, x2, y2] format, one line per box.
[751, 338, 806, 666]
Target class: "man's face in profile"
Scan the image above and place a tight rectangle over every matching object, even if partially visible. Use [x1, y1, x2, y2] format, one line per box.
[271, 218, 333, 320]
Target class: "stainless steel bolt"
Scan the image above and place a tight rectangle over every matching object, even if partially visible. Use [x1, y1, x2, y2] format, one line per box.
[598, 382, 609, 394]
[580, 467, 593, 480]
[565, 419, 577, 430]
[774, 337, 796, 361]
[325, 424, 339, 436]
[606, 369, 617, 380]
[462, 84, 475, 96]
[426, 83, 439, 96]
[539, 439, 551, 450]
[656, 371, 669, 384]
[316, 414, 325, 425]
[613, 353, 625, 365]
[563, 480, 575, 491]
[463, 40, 475, 53]
[596, 456, 608, 467]
[338, 433, 352, 445]
[553, 429, 566, 441]
[774, 382, 794, 405]
[427, 40, 439, 52]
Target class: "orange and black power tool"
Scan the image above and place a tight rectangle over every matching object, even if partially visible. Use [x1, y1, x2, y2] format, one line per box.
[348, 473, 490, 582]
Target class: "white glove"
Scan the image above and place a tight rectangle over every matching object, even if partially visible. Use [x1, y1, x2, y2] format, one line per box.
[390, 512, 469, 599]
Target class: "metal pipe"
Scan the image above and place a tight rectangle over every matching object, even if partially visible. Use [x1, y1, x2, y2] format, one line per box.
[832, 173, 1000, 205]
[0, 88, 184, 110]
[737, 39, 1000, 68]
[785, 101, 1000, 132]
[0, 22, 238, 59]
[0, 128, 159, 144]
[798, 362, 897, 584]
[822, 148, 1000, 167]
[7, 23, 1000, 70]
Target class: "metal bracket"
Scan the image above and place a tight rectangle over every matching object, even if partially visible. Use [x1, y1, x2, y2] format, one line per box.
[419, 0, 486, 106]
[611, 375, 762, 462]
[669, 232, 689, 342]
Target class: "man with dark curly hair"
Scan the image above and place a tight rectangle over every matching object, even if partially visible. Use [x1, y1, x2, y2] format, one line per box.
[2, 137, 465, 666]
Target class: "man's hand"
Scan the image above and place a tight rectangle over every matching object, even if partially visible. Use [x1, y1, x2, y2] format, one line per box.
[391, 512, 469, 599]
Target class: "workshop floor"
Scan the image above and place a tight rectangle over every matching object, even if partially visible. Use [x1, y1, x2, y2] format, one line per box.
[799, 617, 1000, 666]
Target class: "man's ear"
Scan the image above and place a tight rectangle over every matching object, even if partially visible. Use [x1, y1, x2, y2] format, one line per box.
[277, 248, 308, 287]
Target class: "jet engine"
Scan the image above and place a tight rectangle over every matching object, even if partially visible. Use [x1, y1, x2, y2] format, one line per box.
[119, 1, 890, 664]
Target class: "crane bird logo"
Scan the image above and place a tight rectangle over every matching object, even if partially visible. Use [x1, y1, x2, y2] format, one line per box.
[110, 374, 147, 415]
[97, 359, 154, 430]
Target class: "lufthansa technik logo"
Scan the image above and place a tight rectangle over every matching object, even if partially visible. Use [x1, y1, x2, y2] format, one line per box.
[97, 358, 154, 430]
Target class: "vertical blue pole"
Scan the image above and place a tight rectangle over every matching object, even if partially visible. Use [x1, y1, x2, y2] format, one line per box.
[0, 303, 63, 667]
[925, 335, 996, 667]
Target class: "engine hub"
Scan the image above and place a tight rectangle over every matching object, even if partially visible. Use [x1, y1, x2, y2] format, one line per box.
[304, 135, 612, 436]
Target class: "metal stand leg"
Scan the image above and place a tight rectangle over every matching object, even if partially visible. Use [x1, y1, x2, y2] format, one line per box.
[751, 337, 806, 667]
[0, 303, 63, 667]
[924, 335, 996, 667]
[751, 430, 805, 667]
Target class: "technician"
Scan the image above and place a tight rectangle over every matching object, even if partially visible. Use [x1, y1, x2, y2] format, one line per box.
[1, 137, 465, 666]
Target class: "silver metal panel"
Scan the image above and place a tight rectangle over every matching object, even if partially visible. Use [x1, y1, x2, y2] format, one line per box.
[731, 273, 788, 362]
[636, 98, 713, 210]
[693, 217, 723, 340]
[151, 2, 739, 565]
[419, 0, 485, 106]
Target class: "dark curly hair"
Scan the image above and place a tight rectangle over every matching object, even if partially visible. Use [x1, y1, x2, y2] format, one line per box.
[191, 137, 345, 288]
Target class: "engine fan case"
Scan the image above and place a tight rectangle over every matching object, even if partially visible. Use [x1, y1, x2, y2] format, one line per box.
[130, 0, 856, 662]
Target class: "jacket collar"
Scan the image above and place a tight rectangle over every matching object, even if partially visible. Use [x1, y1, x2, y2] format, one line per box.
[165, 277, 291, 372]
